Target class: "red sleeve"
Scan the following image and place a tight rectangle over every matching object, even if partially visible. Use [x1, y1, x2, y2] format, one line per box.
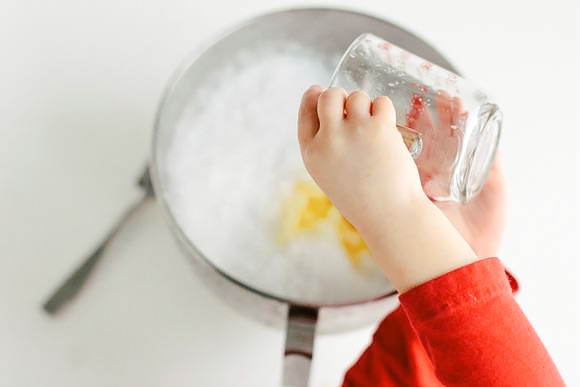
[343, 306, 444, 386]
[343, 258, 564, 387]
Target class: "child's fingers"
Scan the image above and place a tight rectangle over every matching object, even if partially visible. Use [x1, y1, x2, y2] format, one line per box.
[298, 85, 323, 148]
[345, 91, 372, 120]
[317, 87, 347, 126]
[451, 96, 464, 122]
[371, 96, 396, 126]
[435, 90, 453, 128]
[451, 96, 466, 134]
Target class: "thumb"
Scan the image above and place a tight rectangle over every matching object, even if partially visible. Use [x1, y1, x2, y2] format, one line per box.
[298, 85, 322, 149]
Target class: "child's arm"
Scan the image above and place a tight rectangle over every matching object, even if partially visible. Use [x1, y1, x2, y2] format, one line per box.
[298, 86, 564, 386]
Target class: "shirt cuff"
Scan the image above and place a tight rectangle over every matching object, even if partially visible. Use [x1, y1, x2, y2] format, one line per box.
[399, 257, 514, 321]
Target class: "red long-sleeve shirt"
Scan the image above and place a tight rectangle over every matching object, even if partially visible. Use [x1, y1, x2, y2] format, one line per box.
[342, 258, 564, 386]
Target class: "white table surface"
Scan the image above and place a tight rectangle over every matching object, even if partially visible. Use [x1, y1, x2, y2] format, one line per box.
[1, 0, 578, 386]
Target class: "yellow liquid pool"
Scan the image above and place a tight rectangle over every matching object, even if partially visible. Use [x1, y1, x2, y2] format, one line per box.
[278, 180, 369, 268]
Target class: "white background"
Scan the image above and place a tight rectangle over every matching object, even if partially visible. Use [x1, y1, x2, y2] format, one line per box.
[1, 0, 578, 386]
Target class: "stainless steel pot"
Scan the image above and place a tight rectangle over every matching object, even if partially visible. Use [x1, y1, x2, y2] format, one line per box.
[149, 8, 459, 386]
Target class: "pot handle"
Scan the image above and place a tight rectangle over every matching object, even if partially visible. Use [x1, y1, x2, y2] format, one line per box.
[42, 166, 154, 315]
[283, 305, 319, 387]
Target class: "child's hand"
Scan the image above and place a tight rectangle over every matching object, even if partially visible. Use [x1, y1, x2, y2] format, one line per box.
[402, 89, 507, 259]
[298, 85, 478, 292]
[437, 153, 506, 259]
[297, 86, 427, 236]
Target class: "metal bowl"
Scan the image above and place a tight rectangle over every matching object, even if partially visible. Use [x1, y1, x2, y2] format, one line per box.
[151, 8, 458, 385]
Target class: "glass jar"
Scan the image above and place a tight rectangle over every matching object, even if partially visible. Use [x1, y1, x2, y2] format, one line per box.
[330, 33, 502, 202]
